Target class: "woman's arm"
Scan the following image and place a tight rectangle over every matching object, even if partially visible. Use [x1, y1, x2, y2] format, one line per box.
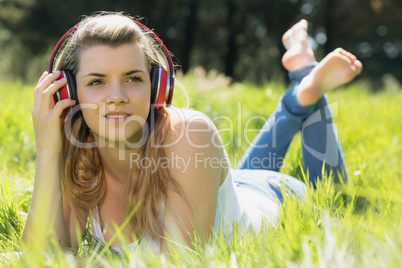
[161, 109, 228, 253]
[21, 71, 81, 249]
[21, 153, 68, 248]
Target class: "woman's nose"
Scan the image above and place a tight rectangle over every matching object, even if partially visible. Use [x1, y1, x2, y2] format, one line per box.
[106, 83, 129, 105]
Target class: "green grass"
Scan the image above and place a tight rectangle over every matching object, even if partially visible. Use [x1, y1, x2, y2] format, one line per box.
[0, 71, 401, 267]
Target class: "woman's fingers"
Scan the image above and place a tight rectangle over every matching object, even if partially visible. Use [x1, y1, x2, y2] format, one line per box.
[51, 99, 76, 120]
[33, 71, 70, 117]
[39, 71, 62, 90]
[35, 71, 61, 94]
[37, 71, 48, 84]
[42, 77, 68, 109]
[33, 71, 60, 110]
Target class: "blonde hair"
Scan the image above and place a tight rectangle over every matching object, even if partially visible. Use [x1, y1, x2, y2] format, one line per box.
[56, 13, 182, 239]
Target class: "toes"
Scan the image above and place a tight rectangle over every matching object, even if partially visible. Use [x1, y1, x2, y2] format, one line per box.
[353, 60, 363, 75]
[343, 50, 357, 62]
[298, 19, 308, 29]
[347, 58, 363, 78]
[334, 48, 344, 54]
[334, 48, 359, 64]
[283, 20, 310, 49]
[344, 52, 357, 63]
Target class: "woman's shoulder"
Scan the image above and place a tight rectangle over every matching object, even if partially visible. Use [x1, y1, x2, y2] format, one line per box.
[164, 107, 228, 182]
[167, 108, 214, 130]
[166, 108, 219, 146]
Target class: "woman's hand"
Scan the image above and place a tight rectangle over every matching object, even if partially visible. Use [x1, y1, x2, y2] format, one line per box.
[32, 71, 76, 156]
[22, 71, 78, 250]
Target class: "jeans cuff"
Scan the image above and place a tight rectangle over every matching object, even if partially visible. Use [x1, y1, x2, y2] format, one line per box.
[288, 62, 318, 83]
[283, 89, 316, 116]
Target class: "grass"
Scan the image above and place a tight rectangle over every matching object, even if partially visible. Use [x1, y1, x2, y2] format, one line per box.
[0, 70, 401, 267]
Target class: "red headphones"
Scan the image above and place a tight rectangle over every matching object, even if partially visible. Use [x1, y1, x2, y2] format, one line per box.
[48, 18, 175, 114]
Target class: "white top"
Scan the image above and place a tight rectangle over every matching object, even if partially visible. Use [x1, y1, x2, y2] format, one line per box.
[213, 168, 306, 240]
[90, 167, 306, 254]
[90, 204, 161, 254]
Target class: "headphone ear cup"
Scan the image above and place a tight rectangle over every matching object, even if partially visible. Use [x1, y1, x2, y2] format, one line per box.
[62, 70, 78, 103]
[51, 70, 78, 114]
[150, 65, 169, 110]
[150, 65, 160, 106]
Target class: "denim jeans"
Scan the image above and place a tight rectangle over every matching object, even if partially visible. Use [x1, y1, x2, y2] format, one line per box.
[237, 63, 348, 189]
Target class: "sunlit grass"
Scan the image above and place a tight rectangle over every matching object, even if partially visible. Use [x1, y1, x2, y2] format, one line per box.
[1, 71, 401, 267]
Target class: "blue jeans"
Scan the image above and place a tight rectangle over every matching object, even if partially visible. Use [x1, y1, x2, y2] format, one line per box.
[237, 63, 348, 189]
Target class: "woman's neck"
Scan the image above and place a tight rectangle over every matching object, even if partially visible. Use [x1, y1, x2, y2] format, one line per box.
[95, 137, 141, 184]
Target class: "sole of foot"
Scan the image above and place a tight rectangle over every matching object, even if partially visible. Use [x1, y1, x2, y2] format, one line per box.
[296, 48, 363, 106]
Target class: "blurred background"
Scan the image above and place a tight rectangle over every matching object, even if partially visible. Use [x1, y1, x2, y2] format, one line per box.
[0, 0, 401, 89]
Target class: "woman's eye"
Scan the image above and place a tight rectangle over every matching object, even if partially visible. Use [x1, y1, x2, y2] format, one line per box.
[127, 76, 143, 83]
[88, 79, 104, 86]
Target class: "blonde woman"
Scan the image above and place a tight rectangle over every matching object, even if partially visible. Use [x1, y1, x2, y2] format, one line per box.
[22, 13, 362, 254]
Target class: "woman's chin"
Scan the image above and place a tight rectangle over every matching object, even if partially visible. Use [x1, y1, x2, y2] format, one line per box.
[95, 134, 148, 150]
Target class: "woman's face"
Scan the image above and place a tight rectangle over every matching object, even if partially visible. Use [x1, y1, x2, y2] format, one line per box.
[76, 43, 151, 147]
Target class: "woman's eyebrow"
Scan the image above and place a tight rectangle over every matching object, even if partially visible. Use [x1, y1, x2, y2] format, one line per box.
[83, 70, 144, 78]
[124, 69, 144, 76]
[83, 72, 106, 78]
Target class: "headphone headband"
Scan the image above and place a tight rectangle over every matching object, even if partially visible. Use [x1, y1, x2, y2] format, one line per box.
[48, 17, 175, 108]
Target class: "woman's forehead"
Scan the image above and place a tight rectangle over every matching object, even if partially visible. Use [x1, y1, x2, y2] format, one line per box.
[78, 44, 149, 74]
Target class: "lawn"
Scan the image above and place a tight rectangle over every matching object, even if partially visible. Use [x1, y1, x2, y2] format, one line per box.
[0, 71, 401, 267]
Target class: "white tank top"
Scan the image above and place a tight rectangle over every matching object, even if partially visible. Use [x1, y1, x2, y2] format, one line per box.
[90, 204, 161, 254]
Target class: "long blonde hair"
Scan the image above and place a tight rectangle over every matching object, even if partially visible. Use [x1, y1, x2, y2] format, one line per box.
[55, 13, 182, 239]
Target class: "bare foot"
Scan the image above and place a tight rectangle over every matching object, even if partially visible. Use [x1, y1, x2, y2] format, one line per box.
[282, 20, 316, 71]
[296, 48, 363, 106]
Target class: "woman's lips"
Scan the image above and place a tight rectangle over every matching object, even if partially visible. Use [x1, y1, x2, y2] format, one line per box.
[104, 112, 131, 123]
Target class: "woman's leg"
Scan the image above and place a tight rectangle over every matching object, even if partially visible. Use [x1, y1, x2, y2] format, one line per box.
[237, 20, 317, 172]
[295, 47, 362, 187]
[238, 20, 362, 188]
[300, 94, 348, 187]
[236, 64, 317, 172]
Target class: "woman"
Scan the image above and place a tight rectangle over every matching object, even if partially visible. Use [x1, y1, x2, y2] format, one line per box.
[22, 13, 362, 254]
